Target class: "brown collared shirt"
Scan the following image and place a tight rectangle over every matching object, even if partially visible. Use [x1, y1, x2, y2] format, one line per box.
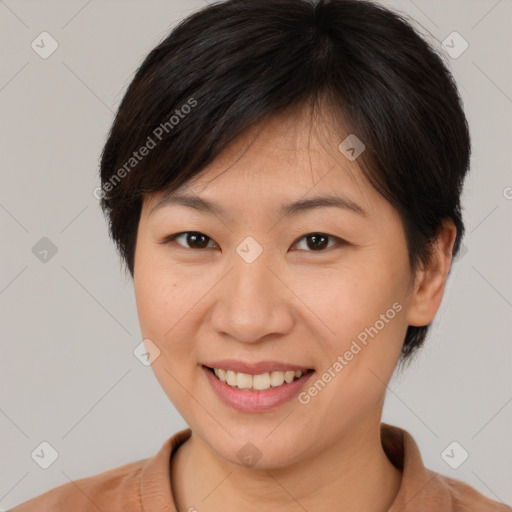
[9, 423, 511, 511]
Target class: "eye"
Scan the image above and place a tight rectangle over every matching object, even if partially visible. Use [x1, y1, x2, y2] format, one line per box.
[161, 231, 346, 252]
[162, 231, 218, 250]
[293, 233, 346, 252]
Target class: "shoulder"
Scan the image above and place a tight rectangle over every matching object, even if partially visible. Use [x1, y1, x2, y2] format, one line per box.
[429, 469, 511, 511]
[8, 458, 147, 512]
[381, 423, 511, 511]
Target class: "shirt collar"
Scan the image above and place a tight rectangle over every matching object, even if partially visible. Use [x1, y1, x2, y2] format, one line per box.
[139, 423, 453, 511]
[380, 422, 453, 511]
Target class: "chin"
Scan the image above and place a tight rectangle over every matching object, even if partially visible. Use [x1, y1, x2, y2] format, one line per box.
[200, 421, 313, 470]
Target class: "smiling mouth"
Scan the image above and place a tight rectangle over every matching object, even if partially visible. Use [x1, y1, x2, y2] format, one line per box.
[204, 365, 314, 392]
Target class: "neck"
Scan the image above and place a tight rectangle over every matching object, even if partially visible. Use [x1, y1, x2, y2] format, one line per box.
[171, 418, 402, 512]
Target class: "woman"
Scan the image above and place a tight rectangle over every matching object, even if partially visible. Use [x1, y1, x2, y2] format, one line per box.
[10, 0, 510, 510]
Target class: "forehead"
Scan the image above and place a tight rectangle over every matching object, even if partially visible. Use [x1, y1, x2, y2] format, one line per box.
[199, 108, 361, 185]
[144, 107, 381, 220]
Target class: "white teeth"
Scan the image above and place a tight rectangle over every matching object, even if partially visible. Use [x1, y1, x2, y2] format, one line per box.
[226, 370, 237, 387]
[236, 372, 253, 389]
[212, 368, 306, 391]
[253, 373, 271, 390]
[284, 370, 295, 383]
[270, 371, 285, 387]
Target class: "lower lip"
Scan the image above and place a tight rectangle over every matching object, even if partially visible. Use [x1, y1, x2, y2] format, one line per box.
[202, 366, 314, 412]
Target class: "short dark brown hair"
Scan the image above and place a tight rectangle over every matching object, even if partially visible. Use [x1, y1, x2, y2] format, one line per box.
[99, 0, 471, 369]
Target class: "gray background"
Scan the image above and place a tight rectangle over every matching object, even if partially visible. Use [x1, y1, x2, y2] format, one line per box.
[1, 0, 511, 509]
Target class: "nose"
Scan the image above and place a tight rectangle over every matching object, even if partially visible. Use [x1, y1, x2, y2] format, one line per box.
[209, 250, 294, 344]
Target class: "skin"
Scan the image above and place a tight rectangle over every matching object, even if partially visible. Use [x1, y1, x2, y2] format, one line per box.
[133, 105, 456, 512]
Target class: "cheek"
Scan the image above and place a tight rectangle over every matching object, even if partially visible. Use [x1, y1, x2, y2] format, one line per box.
[134, 242, 186, 333]
[293, 258, 399, 329]
[133, 250, 204, 362]
[134, 266, 169, 338]
[135, 275, 190, 347]
[295, 256, 408, 373]
[133, 263, 201, 412]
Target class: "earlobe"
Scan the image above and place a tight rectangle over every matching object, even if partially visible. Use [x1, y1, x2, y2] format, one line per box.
[406, 220, 457, 327]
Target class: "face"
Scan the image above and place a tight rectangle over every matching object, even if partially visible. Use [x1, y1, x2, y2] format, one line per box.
[133, 108, 420, 469]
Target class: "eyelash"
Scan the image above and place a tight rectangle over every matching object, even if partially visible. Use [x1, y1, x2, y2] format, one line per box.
[160, 231, 348, 252]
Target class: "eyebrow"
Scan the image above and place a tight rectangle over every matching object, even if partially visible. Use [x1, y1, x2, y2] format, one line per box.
[149, 192, 368, 219]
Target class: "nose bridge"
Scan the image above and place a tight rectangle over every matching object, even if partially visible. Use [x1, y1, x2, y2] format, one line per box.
[210, 239, 292, 342]
[232, 234, 274, 300]
[234, 246, 273, 302]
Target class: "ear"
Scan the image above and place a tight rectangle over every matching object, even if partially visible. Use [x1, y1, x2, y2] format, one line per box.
[406, 219, 457, 327]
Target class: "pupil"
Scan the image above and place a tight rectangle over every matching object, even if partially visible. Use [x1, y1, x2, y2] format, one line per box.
[189, 233, 208, 248]
[308, 234, 327, 250]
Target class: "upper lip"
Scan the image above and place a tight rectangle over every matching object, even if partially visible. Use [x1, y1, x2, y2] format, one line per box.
[203, 359, 313, 375]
